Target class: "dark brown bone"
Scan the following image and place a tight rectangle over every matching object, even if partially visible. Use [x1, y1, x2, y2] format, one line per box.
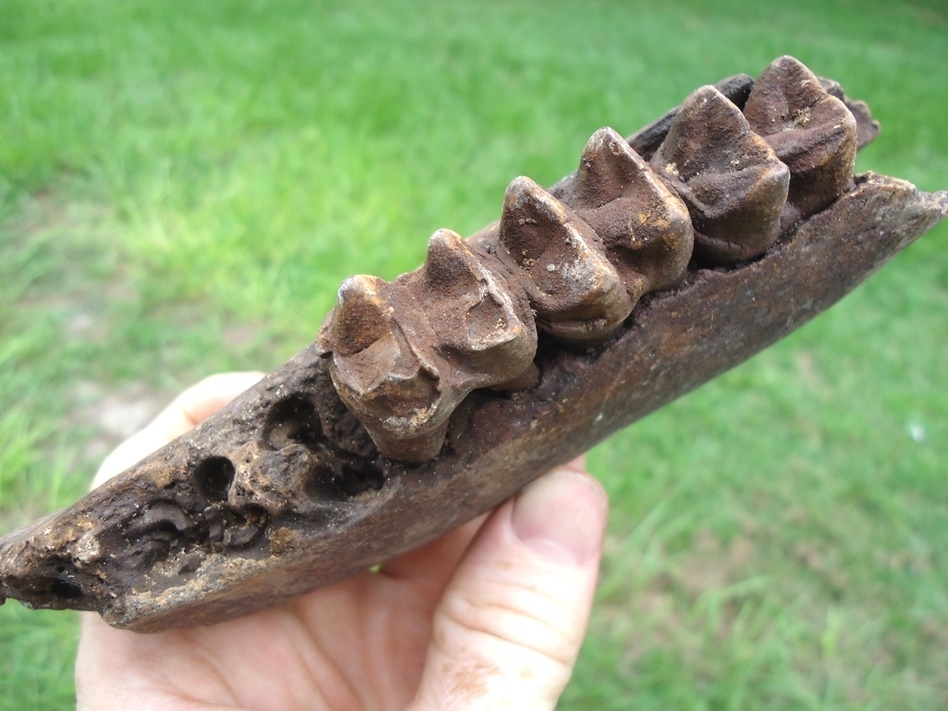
[0, 58, 945, 632]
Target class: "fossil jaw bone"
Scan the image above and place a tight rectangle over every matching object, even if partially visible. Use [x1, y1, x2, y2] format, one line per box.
[322, 56, 862, 461]
[0, 56, 944, 632]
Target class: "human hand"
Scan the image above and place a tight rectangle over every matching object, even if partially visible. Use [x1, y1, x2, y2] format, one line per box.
[76, 372, 608, 711]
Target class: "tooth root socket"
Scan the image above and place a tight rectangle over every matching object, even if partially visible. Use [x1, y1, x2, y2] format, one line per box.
[554, 126, 695, 295]
[651, 85, 790, 264]
[499, 176, 633, 344]
[743, 55, 858, 225]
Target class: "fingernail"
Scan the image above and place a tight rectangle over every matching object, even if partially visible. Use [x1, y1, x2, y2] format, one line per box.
[511, 468, 607, 566]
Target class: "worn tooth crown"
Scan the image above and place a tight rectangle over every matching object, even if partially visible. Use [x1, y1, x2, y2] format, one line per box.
[411, 228, 537, 384]
[571, 127, 665, 207]
[325, 275, 395, 362]
[320, 231, 541, 462]
[651, 85, 790, 264]
[743, 55, 858, 227]
[321, 274, 446, 462]
[324, 275, 427, 395]
[553, 127, 694, 295]
[498, 176, 633, 343]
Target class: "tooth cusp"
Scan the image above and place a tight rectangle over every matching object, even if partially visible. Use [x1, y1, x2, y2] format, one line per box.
[499, 176, 633, 343]
[411, 228, 538, 386]
[652, 85, 790, 264]
[572, 127, 655, 207]
[555, 127, 695, 294]
[743, 55, 857, 228]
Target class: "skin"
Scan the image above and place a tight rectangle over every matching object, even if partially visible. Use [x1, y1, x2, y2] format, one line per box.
[76, 372, 609, 711]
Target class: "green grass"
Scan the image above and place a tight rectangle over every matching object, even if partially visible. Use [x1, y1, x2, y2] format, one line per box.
[1, 0, 946, 708]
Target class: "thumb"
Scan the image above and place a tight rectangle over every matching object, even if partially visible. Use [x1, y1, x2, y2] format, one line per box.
[411, 466, 608, 711]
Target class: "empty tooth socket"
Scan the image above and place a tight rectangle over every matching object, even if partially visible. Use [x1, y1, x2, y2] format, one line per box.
[743, 55, 858, 230]
[498, 176, 633, 344]
[651, 85, 790, 265]
[553, 127, 694, 296]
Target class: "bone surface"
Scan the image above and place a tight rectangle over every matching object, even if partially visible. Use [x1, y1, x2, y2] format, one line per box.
[1, 56, 945, 632]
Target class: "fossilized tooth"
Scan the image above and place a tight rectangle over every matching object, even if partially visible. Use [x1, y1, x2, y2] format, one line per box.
[319, 274, 448, 463]
[626, 73, 755, 159]
[819, 77, 879, 150]
[550, 126, 694, 296]
[627, 70, 879, 159]
[497, 175, 634, 343]
[403, 228, 537, 386]
[320, 229, 540, 461]
[651, 85, 791, 265]
[744, 55, 858, 231]
[0, 57, 945, 632]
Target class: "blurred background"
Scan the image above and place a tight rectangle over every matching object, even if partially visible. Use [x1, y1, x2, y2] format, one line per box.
[0, 0, 945, 707]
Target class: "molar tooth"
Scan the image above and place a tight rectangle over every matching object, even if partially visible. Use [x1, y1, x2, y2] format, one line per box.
[499, 176, 633, 343]
[557, 127, 694, 295]
[651, 86, 790, 264]
[819, 77, 879, 149]
[573, 127, 652, 207]
[323, 275, 415, 389]
[321, 274, 447, 463]
[414, 228, 537, 385]
[322, 231, 541, 463]
[743, 55, 857, 228]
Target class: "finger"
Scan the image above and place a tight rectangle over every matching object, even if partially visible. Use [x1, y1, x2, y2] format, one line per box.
[410, 466, 608, 711]
[172, 371, 267, 428]
[382, 457, 586, 595]
[92, 371, 264, 489]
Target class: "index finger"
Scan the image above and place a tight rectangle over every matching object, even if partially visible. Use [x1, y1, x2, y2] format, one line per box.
[91, 371, 264, 489]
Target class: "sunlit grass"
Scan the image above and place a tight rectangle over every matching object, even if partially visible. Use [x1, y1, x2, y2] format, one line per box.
[0, 0, 945, 708]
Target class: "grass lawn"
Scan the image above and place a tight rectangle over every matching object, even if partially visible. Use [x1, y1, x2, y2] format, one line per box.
[1, 0, 946, 708]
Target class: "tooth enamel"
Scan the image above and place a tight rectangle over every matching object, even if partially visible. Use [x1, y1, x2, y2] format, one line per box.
[651, 85, 790, 264]
[321, 274, 447, 463]
[554, 127, 694, 295]
[743, 55, 858, 228]
[499, 176, 633, 343]
[412, 228, 537, 384]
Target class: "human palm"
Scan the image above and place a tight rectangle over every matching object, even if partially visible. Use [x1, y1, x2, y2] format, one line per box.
[76, 373, 607, 711]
